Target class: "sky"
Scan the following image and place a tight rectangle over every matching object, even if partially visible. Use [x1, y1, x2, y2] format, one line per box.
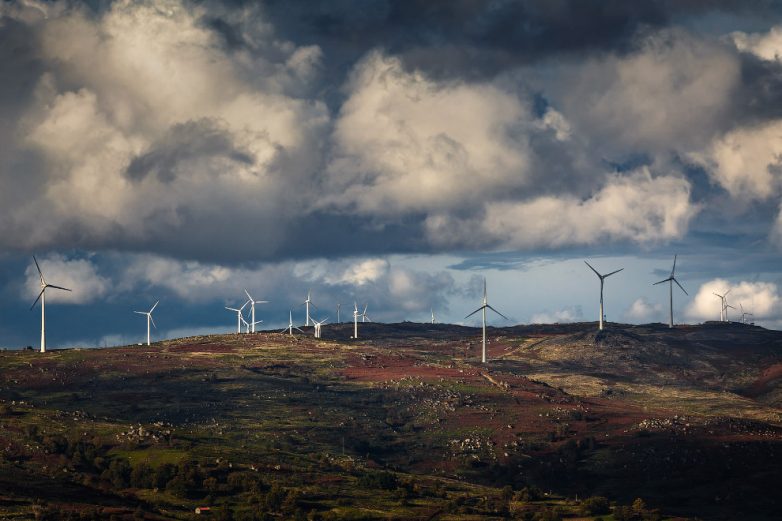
[3, 0, 782, 348]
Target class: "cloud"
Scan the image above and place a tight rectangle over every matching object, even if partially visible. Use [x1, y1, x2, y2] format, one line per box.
[685, 278, 781, 324]
[540, 28, 741, 154]
[692, 119, 782, 202]
[23, 254, 109, 305]
[623, 297, 663, 323]
[732, 25, 782, 62]
[323, 51, 532, 216]
[530, 305, 583, 324]
[424, 168, 697, 249]
[0, 0, 329, 260]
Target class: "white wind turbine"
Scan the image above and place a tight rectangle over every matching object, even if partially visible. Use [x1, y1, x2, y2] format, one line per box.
[244, 290, 268, 333]
[584, 261, 623, 331]
[653, 255, 688, 328]
[465, 278, 508, 364]
[351, 302, 369, 339]
[300, 290, 317, 326]
[724, 296, 736, 322]
[431, 308, 435, 324]
[133, 301, 159, 346]
[225, 300, 250, 334]
[280, 310, 305, 335]
[740, 303, 753, 324]
[312, 317, 329, 339]
[30, 256, 72, 353]
[713, 290, 731, 322]
[361, 304, 371, 322]
[337, 303, 341, 324]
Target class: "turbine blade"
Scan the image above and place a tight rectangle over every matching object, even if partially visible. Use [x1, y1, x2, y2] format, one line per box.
[255, 300, 269, 304]
[724, 289, 732, 297]
[226, 307, 240, 312]
[465, 306, 485, 319]
[363, 314, 371, 322]
[604, 268, 624, 278]
[133, 311, 146, 315]
[673, 277, 688, 295]
[149, 315, 157, 329]
[295, 327, 305, 334]
[33, 255, 43, 277]
[149, 300, 159, 313]
[245, 289, 252, 301]
[653, 277, 671, 285]
[30, 288, 45, 310]
[486, 304, 509, 321]
[584, 260, 601, 277]
[310, 301, 318, 310]
[46, 284, 72, 292]
[671, 254, 677, 277]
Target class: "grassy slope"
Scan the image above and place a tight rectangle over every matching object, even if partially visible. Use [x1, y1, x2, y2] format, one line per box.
[0, 322, 780, 520]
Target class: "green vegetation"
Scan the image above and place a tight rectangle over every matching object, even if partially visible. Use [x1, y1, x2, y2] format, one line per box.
[0, 323, 780, 519]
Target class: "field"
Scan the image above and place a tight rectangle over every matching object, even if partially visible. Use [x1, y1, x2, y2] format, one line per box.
[1, 321, 781, 520]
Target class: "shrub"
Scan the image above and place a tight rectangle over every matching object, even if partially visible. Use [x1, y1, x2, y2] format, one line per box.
[357, 471, 398, 490]
[580, 496, 610, 516]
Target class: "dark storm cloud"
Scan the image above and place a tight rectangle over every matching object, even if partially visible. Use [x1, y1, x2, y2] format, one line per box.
[255, 0, 781, 79]
[126, 119, 254, 184]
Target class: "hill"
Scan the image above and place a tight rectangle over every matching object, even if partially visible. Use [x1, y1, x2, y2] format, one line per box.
[0, 321, 780, 520]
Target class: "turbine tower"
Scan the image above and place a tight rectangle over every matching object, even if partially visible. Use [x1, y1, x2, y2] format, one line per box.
[352, 302, 368, 338]
[302, 290, 317, 326]
[713, 290, 731, 322]
[337, 303, 341, 324]
[584, 261, 624, 331]
[133, 301, 159, 346]
[653, 255, 688, 328]
[30, 256, 72, 353]
[313, 317, 328, 339]
[225, 300, 250, 334]
[431, 308, 436, 324]
[465, 278, 508, 364]
[244, 290, 268, 333]
[280, 310, 304, 335]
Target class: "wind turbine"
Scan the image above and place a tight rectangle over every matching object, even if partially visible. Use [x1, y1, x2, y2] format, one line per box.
[30, 256, 72, 353]
[361, 304, 371, 323]
[312, 317, 328, 339]
[740, 303, 753, 324]
[713, 290, 731, 322]
[653, 255, 688, 328]
[431, 308, 436, 324]
[724, 297, 736, 322]
[337, 303, 341, 324]
[133, 301, 159, 346]
[244, 290, 268, 333]
[301, 290, 317, 326]
[584, 261, 623, 331]
[225, 300, 250, 334]
[280, 310, 305, 335]
[351, 302, 369, 339]
[465, 278, 508, 364]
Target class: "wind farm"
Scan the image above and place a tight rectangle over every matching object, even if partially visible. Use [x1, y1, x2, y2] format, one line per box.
[5, 2, 782, 518]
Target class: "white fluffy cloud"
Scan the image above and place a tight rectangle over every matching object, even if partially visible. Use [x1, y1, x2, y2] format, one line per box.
[23, 254, 109, 305]
[530, 306, 583, 324]
[692, 119, 782, 202]
[732, 25, 782, 62]
[623, 297, 663, 323]
[686, 278, 781, 324]
[542, 28, 740, 154]
[424, 168, 697, 249]
[324, 51, 532, 216]
[2, 0, 328, 257]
